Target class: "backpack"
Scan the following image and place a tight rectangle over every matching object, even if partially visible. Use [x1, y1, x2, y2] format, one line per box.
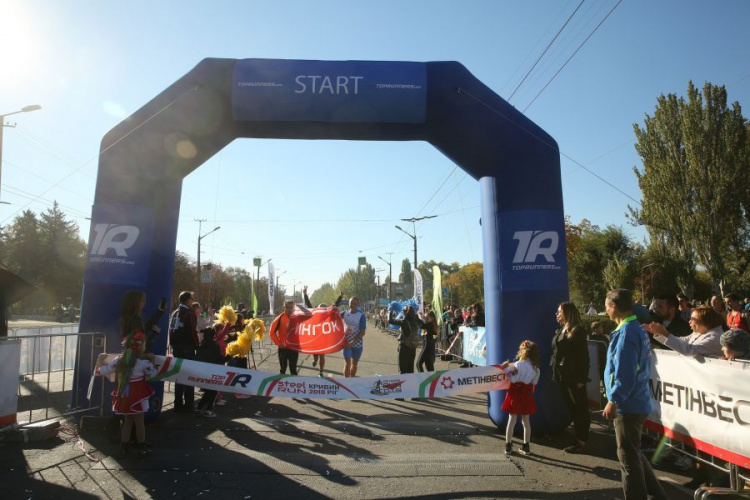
[399, 317, 419, 348]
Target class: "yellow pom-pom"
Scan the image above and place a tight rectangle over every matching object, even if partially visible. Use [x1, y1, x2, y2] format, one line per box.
[217, 306, 237, 326]
[244, 318, 266, 342]
[226, 342, 240, 357]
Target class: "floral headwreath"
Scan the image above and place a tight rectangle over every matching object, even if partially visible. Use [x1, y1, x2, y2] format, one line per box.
[520, 340, 533, 349]
[124, 331, 147, 350]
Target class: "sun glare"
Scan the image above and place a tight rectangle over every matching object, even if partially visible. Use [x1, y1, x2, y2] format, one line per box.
[0, 3, 44, 80]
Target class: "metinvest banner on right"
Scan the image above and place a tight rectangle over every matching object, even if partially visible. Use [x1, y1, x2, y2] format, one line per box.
[646, 350, 750, 467]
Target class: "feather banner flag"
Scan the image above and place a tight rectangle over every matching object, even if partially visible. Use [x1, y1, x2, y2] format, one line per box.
[268, 262, 275, 315]
[432, 265, 443, 325]
[413, 269, 424, 313]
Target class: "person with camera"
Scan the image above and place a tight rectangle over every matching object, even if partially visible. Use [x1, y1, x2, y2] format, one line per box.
[119, 291, 166, 352]
[389, 305, 420, 375]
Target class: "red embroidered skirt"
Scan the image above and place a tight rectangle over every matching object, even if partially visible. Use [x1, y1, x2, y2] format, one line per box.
[501, 382, 536, 415]
[111, 378, 155, 415]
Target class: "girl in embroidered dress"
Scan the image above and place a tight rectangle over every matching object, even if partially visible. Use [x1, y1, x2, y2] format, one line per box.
[501, 340, 540, 456]
[98, 331, 157, 457]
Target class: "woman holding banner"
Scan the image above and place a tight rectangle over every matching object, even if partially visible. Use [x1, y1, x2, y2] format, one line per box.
[550, 302, 590, 454]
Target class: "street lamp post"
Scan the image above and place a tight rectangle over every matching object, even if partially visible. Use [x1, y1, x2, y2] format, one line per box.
[196, 219, 220, 302]
[378, 254, 393, 301]
[255, 258, 272, 283]
[395, 215, 436, 270]
[254, 257, 272, 310]
[276, 270, 287, 299]
[641, 263, 659, 303]
[292, 280, 302, 302]
[1, 104, 42, 200]
[373, 268, 384, 308]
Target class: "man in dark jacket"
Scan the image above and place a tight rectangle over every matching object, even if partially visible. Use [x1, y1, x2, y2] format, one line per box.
[653, 294, 692, 345]
[169, 291, 198, 412]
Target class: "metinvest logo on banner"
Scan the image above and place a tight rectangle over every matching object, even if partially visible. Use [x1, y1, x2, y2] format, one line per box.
[232, 59, 426, 124]
[84, 204, 154, 286]
[500, 210, 566, 292]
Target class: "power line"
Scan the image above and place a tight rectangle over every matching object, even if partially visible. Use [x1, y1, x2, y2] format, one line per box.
[508, 0, 586, 102]
[1, 85, 200, 225]
[2, 183, 91, 219]
[516, 0, 604, 102]
[500, 0, 579, 96]
[456, 85, 641, 205]
[414, 166, 459, 217]
[523, 0, 623, 112]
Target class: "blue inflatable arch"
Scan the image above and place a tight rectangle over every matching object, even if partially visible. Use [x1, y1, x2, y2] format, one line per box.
[76, 58, 569, 433]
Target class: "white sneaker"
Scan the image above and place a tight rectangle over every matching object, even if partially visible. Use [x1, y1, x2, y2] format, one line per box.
[215, 399, 227, 406]
[202, 410, 217, 418]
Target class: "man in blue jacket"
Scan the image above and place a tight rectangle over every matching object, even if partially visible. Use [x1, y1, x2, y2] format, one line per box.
[603, 288, 667, 500]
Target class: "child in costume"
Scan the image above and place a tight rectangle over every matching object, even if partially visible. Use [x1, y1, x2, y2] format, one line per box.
[97, 332, 158, 457]
[502, 340, 540, 456]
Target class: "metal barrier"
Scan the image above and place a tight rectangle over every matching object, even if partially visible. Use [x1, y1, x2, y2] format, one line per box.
[644, 425, 749, 494]
[5, 330, 107, 427]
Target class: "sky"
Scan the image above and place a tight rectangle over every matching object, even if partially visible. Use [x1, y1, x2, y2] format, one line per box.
[1, 0, 749, 295]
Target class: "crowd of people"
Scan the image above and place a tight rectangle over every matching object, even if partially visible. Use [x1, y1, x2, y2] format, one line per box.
[564, 290, 750, 494]
[96, 284, 749, 495]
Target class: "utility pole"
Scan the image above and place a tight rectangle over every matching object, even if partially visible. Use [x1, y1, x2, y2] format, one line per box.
[1, 104, 42, 200]
[196, 219, 220, 302]
[378, 253, 393, 301]
[373, 269, 384, 308]
[254, 257, 272, 310]
[356, 254, 367, 300]
[395, 215, 437, 270]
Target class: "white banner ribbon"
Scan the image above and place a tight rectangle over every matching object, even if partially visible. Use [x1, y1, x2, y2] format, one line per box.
[147, 355, 510, 400]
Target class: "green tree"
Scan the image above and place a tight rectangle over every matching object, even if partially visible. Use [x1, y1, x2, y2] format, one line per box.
[3, 210, 43, 283]
[310, 282, 340, 307]
[567, 221, 639, 307]
[399, 259, 413, 284]
[2, 205, 86, 313]
[630, 81, 749, 295]
[38, 202, 86, 305]
[336, 264, 377, 304]
[171, 251, 196, 306]
[225, 266, 254, 308]
[444, 262, 484, 307]
[3, 210, 44, 312]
